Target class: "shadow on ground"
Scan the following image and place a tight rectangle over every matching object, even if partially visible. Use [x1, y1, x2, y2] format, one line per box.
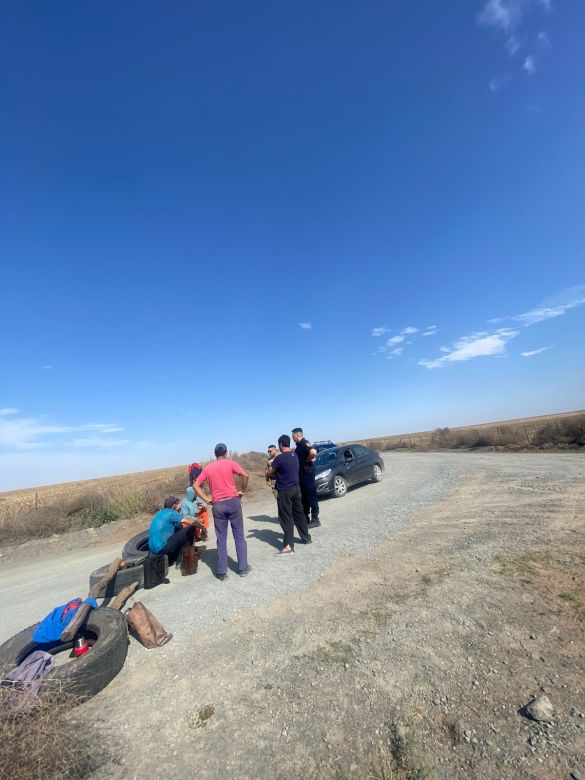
[247, 528, 282, 550]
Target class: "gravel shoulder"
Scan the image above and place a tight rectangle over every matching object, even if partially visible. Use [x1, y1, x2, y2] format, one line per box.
[2, 452, 584, 779]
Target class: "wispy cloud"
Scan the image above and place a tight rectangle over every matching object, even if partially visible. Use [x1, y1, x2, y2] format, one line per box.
[390, 347, 403, 356]
[386, 335, 405, 346]
[42, 365, 52, 370]
[477, 0, 519, 32]
[478, 0, 551, 33]
[0, 414, 126, 450]
[299, 322, 312, 330]
[505, 34, 522, 55]
[523, 55, 536, 74]
[422, 325, 438, 336]
[537, 30, 550, 47]
[135, 440, 155, 449]
[419, 328, 519, 369]
[401, 326, 418, 334]
[371, 326, 391, 337]
[521, 347, 550, 357]
[513, 286, 585, 325]
[489, 74, 511, 92]
[0, 408, 19, 416]
[478, 0, 553, 77]
[68, 436, 129, 449]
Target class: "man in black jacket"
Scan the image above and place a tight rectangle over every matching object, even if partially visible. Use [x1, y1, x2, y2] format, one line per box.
[292, 427, 320, 528]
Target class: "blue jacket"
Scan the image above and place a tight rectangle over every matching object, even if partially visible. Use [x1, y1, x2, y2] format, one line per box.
[149, 508, 182, 554]
[181, 486, 202, 519]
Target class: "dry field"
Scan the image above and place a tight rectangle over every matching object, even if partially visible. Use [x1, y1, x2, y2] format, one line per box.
[351, 410, 585, 452]
[1, 411, 583, 546]
[0, 452, 267, 546]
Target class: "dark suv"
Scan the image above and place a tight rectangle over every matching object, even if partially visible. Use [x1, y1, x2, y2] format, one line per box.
[314, 444, 384, 498]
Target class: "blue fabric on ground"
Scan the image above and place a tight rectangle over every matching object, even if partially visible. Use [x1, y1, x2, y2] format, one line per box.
[32, 598, 98, 644]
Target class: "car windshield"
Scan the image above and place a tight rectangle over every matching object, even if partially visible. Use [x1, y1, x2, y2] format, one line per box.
[316, 449, 338, 466]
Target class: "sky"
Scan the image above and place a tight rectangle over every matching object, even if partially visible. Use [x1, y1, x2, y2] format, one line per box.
[1, 0, 584, 490]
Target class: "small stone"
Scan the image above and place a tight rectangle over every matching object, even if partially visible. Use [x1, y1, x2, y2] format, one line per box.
[526, 694, 554, 723]
[530, 634, 536, 640]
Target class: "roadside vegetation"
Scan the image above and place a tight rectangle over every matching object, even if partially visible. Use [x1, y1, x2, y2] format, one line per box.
[356, 411, 585, 453]
[0, 452, 266, 547]
[0, 411, 582, 547]
[0, 685, 109, 779]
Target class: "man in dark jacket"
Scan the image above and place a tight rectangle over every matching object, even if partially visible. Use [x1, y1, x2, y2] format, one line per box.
[292, 427, 320, 528]
[266, 434, 312, 555]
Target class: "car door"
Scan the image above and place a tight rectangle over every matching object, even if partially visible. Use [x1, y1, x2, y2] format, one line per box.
[340, 447, 360, 485]
[352, 445, 373, 482]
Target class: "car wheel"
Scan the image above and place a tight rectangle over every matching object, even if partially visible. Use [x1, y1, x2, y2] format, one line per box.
[372, 463, 383, 482]
[333, 475, 348, 497]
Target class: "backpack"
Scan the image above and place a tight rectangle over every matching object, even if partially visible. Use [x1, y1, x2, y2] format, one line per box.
[143, 554, 169, 590]
[188, 462, 203, 484]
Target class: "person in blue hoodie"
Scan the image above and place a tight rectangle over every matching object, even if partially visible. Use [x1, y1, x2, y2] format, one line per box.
[181, 486, 208, 542]
[149, 496, 204, 564]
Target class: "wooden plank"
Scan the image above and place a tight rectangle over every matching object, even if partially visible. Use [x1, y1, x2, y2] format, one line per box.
[87, 557, 123, 599]
[60, 557, 122, 641]
[109, 581, 139, 611]
[60, 602, 93, 642]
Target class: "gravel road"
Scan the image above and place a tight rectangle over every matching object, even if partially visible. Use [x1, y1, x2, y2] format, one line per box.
[0, 451, 461, 645]
[2, 452, 584, 779]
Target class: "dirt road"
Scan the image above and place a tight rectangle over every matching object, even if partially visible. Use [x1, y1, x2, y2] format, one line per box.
[1, 452, 584, 779]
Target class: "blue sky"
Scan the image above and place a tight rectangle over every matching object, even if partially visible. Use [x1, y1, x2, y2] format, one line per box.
[1, 0, 584, 490]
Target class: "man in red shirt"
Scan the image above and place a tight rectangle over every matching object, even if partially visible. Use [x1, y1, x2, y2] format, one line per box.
[194, 443, 251, 580]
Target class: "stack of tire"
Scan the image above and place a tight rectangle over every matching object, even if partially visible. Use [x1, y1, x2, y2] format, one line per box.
[88, 530, 167, 597]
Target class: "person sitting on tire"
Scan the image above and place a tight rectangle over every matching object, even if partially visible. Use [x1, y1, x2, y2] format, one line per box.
[181, 486, 209, 543]
[149, 496, 205, 565]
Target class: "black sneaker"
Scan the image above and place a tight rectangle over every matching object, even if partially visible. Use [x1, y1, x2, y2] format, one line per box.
[300, 538, 312, 544]
[308, 519, 321, 528]
[239, 565, 252, 577]
[215, 573, 228, 581]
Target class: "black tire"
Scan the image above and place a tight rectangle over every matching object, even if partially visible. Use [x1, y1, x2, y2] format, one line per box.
[332, 475, 348, 498]
[89, 561, 145, 597]
[372, 463, 383, 483]
[0, 608, 128, 702]
[122, 530, 150, 561]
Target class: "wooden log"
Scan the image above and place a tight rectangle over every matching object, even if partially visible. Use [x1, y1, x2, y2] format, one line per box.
[60, 602, 93, 643]
[88, 557, 123, 599]
[60, 557, 122, 641]
[109, 581, 139, 611]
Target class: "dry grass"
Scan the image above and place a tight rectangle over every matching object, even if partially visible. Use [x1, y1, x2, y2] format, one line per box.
[350, 410, 585, 453]
[0, 452, 268, 547]
[0, 685, 108, 779]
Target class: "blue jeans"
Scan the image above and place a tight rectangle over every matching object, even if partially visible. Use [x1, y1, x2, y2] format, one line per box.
[212, 497, 248, 575]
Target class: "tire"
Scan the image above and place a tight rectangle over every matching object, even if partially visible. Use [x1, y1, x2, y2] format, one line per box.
[0, 608, 128, 702]
[122, 530, 150, 561]
[89, 561, 145, 597]
[332, 475, 348, 498]
[372, 463, 383, 483]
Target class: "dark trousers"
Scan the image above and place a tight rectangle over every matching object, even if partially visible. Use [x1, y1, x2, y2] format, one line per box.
[161, 525, 195, 564]
[300, 472, 319, 520]
[212, 497, 248, 575]
[277, 486, 311, 549]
